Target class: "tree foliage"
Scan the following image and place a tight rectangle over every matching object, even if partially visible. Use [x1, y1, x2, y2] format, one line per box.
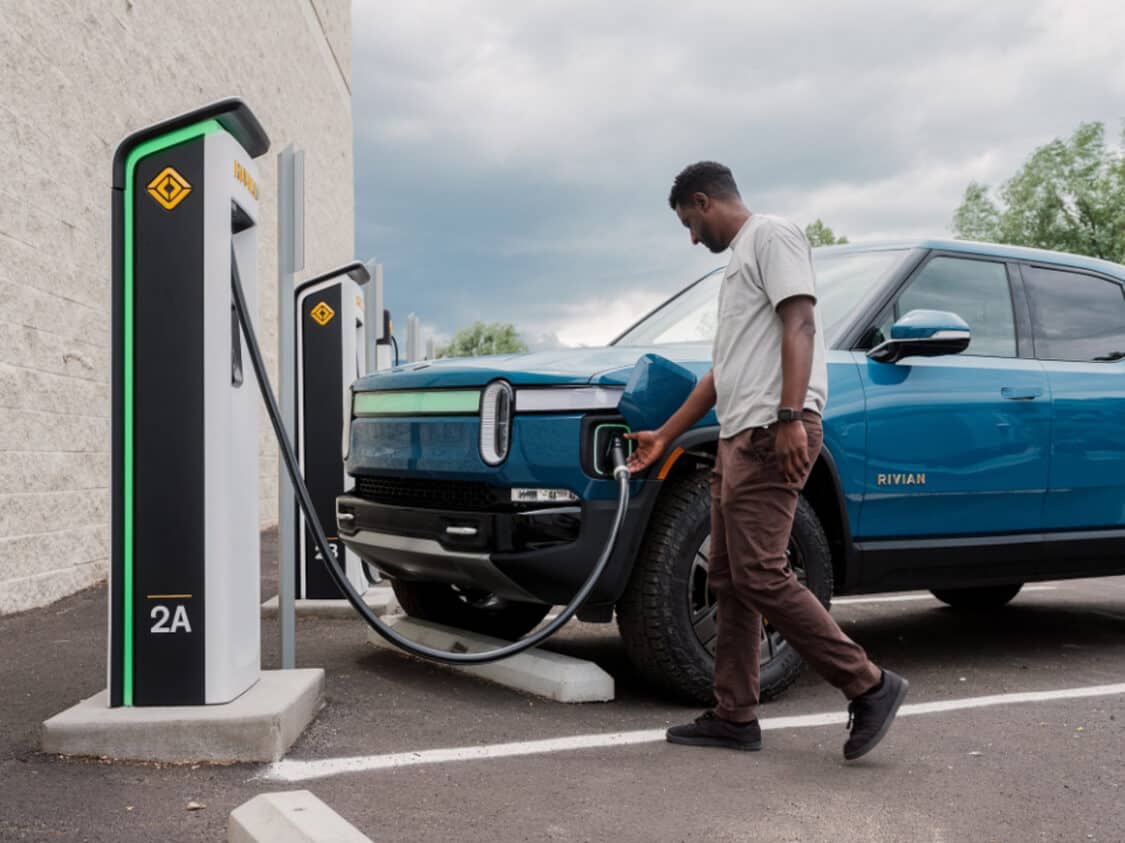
[804, 219, 849, 247]
[437, 321, 529, 358]
[952, 121, 1125, 262]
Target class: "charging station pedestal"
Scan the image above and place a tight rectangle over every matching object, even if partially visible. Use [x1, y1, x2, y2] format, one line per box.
[263, 261, 402, 620]
[295, 265, 370, 599]
[263, 259, 405, 621]
[42, 99, 323, 762]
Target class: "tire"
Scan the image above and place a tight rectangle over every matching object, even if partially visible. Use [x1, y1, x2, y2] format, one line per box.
[931, 583, 1023, 610]
[389, 580, 551, 640]
[617, 470, 833, 705]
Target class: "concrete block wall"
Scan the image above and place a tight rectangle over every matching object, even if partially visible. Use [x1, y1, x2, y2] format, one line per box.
[0, 0, 355, 613]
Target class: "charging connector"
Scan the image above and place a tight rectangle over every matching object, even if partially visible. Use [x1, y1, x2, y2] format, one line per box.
[610, 434, 630, 481]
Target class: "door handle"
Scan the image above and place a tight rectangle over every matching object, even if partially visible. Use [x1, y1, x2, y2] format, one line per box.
[1001, 386, 1043, 401]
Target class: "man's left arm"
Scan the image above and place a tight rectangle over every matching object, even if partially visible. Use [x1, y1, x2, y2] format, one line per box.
[776, 295, 817, 483]
[760, 223, 819, 484]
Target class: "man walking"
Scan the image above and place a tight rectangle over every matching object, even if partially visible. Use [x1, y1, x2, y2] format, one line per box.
[625, 161, 907, 761]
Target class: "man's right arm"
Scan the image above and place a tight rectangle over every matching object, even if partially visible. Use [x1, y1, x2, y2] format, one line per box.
[625, 370, 716, 473]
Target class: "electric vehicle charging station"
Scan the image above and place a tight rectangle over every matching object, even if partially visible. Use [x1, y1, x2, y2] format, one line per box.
[107, 100, 269, 708]
[266, 258, 398, 622]
[43, 100, 324, 764]
[292, 261, 371, 600]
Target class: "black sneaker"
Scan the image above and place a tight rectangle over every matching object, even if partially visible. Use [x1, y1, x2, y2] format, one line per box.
[843, 669, 909, 761]
[666, 711, 763, 751]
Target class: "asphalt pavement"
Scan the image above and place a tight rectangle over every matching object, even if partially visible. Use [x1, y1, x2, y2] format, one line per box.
[2, 528, 1123, 842]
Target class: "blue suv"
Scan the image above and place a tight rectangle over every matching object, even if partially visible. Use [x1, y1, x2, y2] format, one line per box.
[337, 240, 1125, 702]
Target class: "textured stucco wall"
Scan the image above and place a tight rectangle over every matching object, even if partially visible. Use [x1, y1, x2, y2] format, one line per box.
[0, 0, 355, 613]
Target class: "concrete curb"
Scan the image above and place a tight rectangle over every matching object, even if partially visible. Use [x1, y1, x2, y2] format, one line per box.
[228, 790, 371, 842]
[261, 586, 400, 619]
[41, 669, 325, 763]
[367, 616, 615, 703]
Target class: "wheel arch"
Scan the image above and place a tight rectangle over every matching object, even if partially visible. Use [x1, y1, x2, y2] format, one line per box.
[648, 426, 857, 596]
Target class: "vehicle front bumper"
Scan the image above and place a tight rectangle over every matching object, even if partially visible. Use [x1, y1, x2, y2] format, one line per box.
[335, 491, 652, 606]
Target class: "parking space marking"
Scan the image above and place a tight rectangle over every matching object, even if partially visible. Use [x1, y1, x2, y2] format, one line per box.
[263, 681, 1125, 783]
[833, 585, 1056, 606]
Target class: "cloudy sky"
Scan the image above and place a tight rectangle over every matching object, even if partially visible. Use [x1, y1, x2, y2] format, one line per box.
[351, 0, 1125, 350]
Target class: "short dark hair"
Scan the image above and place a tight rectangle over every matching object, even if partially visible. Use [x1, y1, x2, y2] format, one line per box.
[668, 161, 740, 209]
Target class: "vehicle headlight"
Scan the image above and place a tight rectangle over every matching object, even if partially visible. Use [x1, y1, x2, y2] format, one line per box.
[514, 386, 623, 413]
[480, 380, 514, 465]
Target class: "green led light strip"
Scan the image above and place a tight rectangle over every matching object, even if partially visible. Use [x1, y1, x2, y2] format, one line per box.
[120, 119, 220, 706]
[354, 390, 482, 416]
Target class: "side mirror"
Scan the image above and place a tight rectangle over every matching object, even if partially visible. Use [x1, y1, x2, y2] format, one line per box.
[867, 309, 971, 364]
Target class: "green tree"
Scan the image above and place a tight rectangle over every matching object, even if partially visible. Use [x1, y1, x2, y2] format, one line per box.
[805, 219, 849, 246]
[437, 321, 529, 358]
[952, 121, 1125, 262]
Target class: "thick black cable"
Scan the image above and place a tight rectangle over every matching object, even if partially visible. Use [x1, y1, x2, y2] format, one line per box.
[231, 251, 632, 664]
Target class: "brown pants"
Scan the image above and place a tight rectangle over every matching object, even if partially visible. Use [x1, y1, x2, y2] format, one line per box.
[710, 415, 881, 721]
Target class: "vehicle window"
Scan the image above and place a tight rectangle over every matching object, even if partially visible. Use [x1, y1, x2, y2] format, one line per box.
[1023, 266, 1125, 362]
[877, 256, 1016, 357]
[613, 270, 723, 346]
[613, 249, 910, 347]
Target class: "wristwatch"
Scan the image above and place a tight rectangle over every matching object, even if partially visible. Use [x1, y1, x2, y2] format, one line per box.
[777, 407, 802, 423]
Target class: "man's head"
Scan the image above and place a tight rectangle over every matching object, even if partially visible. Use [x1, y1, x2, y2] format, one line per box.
[668, 161, 749, 253]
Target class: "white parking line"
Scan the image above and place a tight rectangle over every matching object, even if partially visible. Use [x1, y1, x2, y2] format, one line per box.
[263, 681, 1125, 783]
[834, 585, 1056, 606]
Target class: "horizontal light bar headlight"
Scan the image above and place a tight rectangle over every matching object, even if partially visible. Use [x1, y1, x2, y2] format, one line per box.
[511, 488, 580, 504]
[353, 389, 481, 416]
[514, 386, 623, 413]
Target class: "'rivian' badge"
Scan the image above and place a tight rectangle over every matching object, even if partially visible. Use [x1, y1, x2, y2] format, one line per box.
[146, 167, 192, 210]
[876, 473, 927, 486]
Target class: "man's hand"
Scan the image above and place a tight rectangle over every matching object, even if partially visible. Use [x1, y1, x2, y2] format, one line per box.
[775, 421, 811, 484]
[624, 430, 668, 475]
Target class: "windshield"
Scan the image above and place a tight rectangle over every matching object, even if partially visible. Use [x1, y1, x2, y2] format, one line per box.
[612, 249, 911, 347]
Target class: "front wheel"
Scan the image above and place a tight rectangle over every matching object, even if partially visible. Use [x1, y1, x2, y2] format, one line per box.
[617, 470, 833, 705]
[390, 580, 551, 640]
[931, 584, 1023, 609]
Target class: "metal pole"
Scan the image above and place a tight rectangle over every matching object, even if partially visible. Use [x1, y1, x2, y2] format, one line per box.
[365, 261, 382, 372]
[277, 144, 305, 670]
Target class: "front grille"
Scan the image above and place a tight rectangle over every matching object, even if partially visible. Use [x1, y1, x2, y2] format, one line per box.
[352, 475, 522, 512]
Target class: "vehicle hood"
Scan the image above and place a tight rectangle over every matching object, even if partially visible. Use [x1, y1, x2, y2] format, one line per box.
[352, 343, 714, 391]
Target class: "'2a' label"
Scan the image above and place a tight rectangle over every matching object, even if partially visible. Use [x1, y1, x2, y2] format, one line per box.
[151, 604, 192, 634]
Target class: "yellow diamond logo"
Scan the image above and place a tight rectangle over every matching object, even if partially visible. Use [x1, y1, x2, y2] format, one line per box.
[147, 167, 192, 210]
[310, 301, 336, 326]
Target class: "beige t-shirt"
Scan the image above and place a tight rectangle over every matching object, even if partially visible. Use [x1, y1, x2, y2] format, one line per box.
[712, 214, 828, 438]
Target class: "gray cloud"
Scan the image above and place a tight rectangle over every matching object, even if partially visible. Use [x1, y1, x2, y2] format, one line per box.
[352, 0, 1125, 345]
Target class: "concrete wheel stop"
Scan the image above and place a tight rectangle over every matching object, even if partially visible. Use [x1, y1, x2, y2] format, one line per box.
[229, 790, 372, 843]
[40, 669, 325, 763]
[261, 585, 399, 619]
[367, 616, 615, 703]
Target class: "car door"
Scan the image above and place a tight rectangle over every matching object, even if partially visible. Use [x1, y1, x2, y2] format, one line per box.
[853, 253, 1051, 548]
[1019, 262, 1125, 538]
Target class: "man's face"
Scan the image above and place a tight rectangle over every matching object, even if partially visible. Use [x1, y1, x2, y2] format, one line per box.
[675, 195, 726, 254]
